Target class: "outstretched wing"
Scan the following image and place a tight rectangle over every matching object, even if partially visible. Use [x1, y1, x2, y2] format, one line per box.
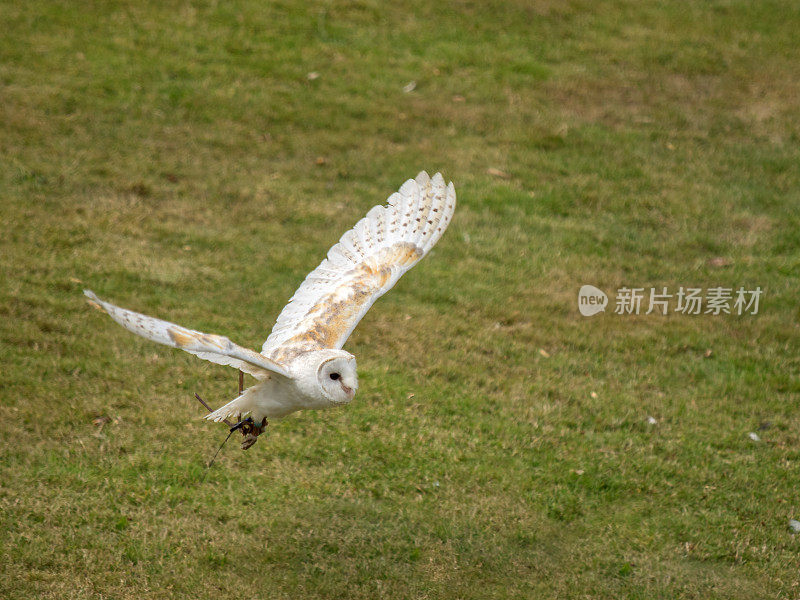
[262, 171, 456, 363]
[85, 290, 291, 380]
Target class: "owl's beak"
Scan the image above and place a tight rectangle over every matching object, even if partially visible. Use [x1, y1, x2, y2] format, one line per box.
[340, 377, 358, 398]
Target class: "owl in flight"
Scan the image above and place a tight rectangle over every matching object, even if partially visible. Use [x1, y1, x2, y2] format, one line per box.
[85, 172, 456, 447]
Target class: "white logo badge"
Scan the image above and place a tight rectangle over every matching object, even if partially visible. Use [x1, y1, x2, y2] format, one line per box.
[578, 285, 608, 317]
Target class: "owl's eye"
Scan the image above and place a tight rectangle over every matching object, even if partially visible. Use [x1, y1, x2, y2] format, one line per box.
[329, 373, 340, 380]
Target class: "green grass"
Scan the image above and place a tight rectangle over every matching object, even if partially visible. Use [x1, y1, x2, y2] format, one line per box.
[1, 1, 799, 598]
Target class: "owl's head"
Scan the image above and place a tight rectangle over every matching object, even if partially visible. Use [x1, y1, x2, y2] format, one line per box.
[316, 351, 358, 405]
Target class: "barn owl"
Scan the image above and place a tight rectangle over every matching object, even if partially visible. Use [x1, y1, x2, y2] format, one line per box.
[85, 172, 456, 447]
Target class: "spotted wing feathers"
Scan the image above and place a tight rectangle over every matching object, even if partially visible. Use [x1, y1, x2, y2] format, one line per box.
[262, 171, 456, 362]
[84, 290, 290, 380]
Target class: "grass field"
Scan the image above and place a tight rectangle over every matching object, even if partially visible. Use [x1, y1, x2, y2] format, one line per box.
[1, 1, 799, 598]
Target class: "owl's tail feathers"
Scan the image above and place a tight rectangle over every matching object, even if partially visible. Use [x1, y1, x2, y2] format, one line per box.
[205, 391, 254, 423]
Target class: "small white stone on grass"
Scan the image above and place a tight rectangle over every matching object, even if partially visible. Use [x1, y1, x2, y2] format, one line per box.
[647, 416, 658, 425]
[789, 519, 800, 533]
[748, 432, 761, 442]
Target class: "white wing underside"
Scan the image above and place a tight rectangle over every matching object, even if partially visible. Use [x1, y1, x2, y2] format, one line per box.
[262, 171, 456, 363]
[84, 290, 290, 380]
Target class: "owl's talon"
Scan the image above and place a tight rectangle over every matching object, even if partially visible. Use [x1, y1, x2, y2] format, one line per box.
[241, 433, 259, 450]
[238, 417, 268, 450]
